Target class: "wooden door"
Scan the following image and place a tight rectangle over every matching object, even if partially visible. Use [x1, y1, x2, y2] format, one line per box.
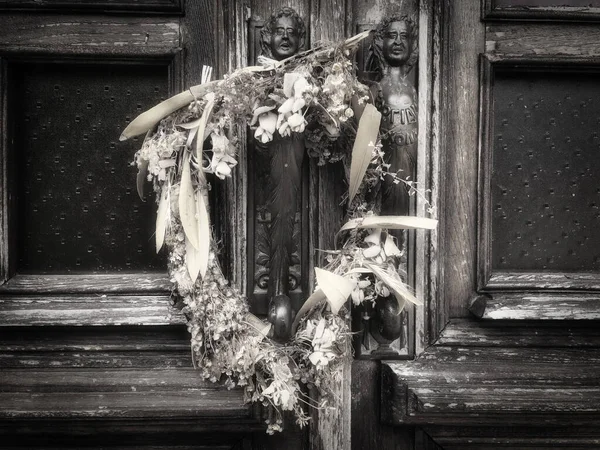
[352, 1, 600, 449]
[0, 1, 347, 448]
[0, 2, 271, 449]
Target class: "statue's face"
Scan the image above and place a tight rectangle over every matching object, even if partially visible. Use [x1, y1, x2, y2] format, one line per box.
[382, 21, 412, 67]
[270, 16, 301, 60]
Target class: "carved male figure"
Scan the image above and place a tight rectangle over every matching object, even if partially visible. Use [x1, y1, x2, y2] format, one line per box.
[359, 15, 419, 353]
[260, 7, 306, 61]
[367, 15, 418, 216]
[258, 8, 306, 341]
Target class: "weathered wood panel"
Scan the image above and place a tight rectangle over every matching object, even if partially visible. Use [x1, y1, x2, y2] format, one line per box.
[0, 14, 179, 53]
[437, 318, 600, 347]
[486, 272, 600, 291]
[0, 295, 183, 326]
[382, 347, 600, 426]
[0, 58, 8, 285]
[443, 0, 485, 318]
[469, 294, 600, 320]
[351, 361, 414, 450]
[486, 24, 600, 57]
[0, 273, 170, 294]
[0, 368, 251, 419]
[425, 424, 600, 450]
[0, 325, 190, 368]
[0, 0, 183, 14]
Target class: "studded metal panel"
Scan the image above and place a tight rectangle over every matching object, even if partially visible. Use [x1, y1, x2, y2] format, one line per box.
[491, 71, 600, 272]
[12, 62, 168, 273]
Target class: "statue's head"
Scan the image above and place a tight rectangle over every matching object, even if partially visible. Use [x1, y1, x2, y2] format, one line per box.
[260, 7, 306, 61]
[367, 15, 418, 79]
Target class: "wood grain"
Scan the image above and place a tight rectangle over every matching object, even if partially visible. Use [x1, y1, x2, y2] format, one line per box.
[383, 347, 600, 426]
[0, 0, 183, 13]
[0, 14, 179, 53]
[0, 59, 8, 285]
[486, 23, 600, 57]
[442, 0, 485, 319]
[0, 295, 184, 326]
[0, 368, 250, 419]
[0, 273, 170, 294]
[437, 318, 600, 348]
[470, 293, 600, 321]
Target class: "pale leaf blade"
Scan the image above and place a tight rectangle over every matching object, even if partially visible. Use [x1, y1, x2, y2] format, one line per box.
[177, 117, 203, 130]
[155, 187, 169, 253]
[315, 268, 355, 314]
[195, 97, 216, 161]
[339, 215, 438, 233]
[343, 30, 372, 48]
[179, 155, 199, 249]
[245, 313, 272, 339]
[196, 192, 210, 279]
[283, 72, 300, 98]
[291, 289, 327, 335]
[348, 103, 381, 204]
[366, 263, 422, 306]
[136, 159, 149, 201]
[120, 81, 218, 141]
[185, 236, 201, 283]
[383, 234, 402, 257]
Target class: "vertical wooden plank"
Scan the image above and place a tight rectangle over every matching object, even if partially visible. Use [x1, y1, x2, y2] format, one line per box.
[0, 58, 9, 284]
[307, 2, 351, 448]
[252, 0, 309, 24]
[414, 0, 437, 354]
[181, 0, 216, 86]
[443, 0, 485, 318]
[351, 361, 415, 450]
[216, 0, 249, 292]
[415, 0, 450, 348]
[415, 429, 443, 450]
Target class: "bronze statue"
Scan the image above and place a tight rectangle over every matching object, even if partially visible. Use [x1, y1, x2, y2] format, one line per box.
[259, 8, 307, 341]
[260, 7, 306, 61]
[367, 15, 418, 216]
[358, 15, 419, 355]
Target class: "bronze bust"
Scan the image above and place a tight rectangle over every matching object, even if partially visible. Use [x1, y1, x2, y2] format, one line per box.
[260, 7, 306, 61]
[257, 8, 307, 341]
[367, 15, 418, 216]
[358, 15, 419, 355]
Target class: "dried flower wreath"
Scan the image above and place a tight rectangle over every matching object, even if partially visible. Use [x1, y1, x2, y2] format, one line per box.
[121, 31, 436, 433]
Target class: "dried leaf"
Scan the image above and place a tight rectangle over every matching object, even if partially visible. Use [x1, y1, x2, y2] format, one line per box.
[366, 263, 422, 306]
[278, 97, 295, 114]
[339, 215, 438, 233]
[348, 104, 381, 204]
[384, 234, 402, 257]
[343, 29, 372, 48]
[195, 96, 216, 161]
[120, 80, 218, 141]
[185, 235, 201, 283]
[291, 289, 326, 335]
[177, 117, 203, 130]
[179, 154, 199, 250]
[196, 191, 210, 279]
[363, 245, 381, 258]
[245, 313, 272, 339]
[136, 159, 149, 201]
[315, 268, 355, 314]
[283, 72, 301, 97]
[155, 187, 169, 253]
[250, 105, 277, 126]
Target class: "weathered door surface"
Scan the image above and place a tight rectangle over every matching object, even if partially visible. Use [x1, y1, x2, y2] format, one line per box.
[3, 1, 600, 449]
[0, 2, 266, 449]
[0, 1, 345, 449]
[352, 0, 600, 449]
